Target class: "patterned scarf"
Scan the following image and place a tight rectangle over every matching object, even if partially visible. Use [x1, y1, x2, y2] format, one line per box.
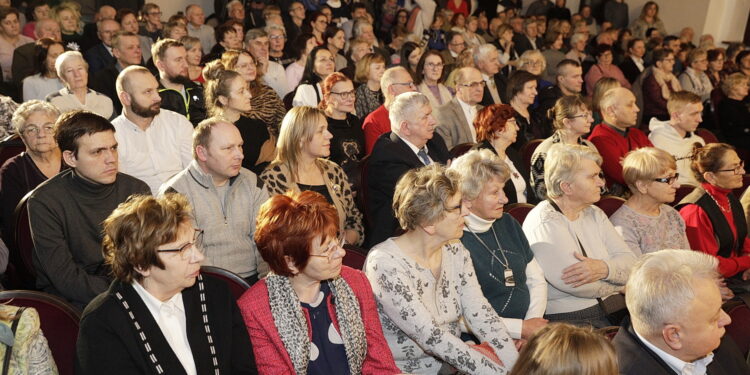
[266, 273, 367, 374]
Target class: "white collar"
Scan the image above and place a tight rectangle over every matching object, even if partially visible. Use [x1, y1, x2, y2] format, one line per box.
[634, 329, 714, 375]
[132, 279, 185, 317]
[465, 212, 495, 233]
[457, 97, 476, 113]
[398, 134, 428, 155]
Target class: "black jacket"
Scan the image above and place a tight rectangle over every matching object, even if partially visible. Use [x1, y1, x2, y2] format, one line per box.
[365, 132, 451, 248]
[158, 80, 207, 127]
[84, 43, 116, 76]
[619, 57, 644, 85]
[480, 73, 508, 107]
[76, 275, 258, 375]
[613, 318, 749, 375]
[11, 42, 35, 86]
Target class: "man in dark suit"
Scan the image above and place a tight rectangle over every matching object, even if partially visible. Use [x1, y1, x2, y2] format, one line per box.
[84, 19, 120, 75]
[618, 38, 647, 84]
[366, 92, 451, 248]
[513, 18, 541, 56]
[613, 250, 749, 375]
[533, 59, 583, 135]
[474, 44, 508, 106]
[11, 19, 61, 87]
[90, 31, 143, 115]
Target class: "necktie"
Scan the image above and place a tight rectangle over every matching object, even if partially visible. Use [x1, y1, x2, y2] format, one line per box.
[417, 148, 431, 165]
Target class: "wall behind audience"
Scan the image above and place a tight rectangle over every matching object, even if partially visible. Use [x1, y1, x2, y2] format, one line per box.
[151, 0, 749, 47]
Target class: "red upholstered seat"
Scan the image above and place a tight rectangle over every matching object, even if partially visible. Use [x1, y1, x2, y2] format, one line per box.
[672, 184, 697, 207]
[596, 326, 620, 341]
[505, 203, 535, 225]
[0, 134, 24, 168]
[342, 245, 367, 270]
[0, 290, 81, 375]
[595, 195, 626, 217]
[520, 139, 544, 173]
[723, 298, 750, 358]
[200, 266, 250, 300]
[695, 128, 719, 144]
[449, 142, 475, 158]
[12, 191, 37, 289]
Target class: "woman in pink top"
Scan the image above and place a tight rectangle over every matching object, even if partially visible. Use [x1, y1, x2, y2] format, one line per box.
[584, 43, 631, 95]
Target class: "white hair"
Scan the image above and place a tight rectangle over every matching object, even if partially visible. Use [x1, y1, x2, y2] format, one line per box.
[448, 149, 510, 201]
[226, 0, 242, 10]
[389, 92, 430, 134]
[380, 66, 409, 104]
[626, 250, 719, 337]
[544, 143, 602, 198]
[473, 43, 498, 66]
[55, 51, 87, 82]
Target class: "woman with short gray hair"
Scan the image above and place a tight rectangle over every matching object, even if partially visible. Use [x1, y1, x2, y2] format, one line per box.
[365, 164, 519, 374]
[522, 143, 636, 328]
[450, 149, 549, 341]
[610, 147, 690, 256]
[46, 51, 113, 119]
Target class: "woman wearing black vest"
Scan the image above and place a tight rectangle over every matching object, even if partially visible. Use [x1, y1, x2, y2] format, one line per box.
[679, 143, 750, 281]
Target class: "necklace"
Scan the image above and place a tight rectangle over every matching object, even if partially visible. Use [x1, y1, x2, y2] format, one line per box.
[706, 190, 731, 214]
[467, 226, 515, 285]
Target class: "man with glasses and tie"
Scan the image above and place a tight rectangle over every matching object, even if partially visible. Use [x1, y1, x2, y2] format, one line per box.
[440, 31, 466, 78]
[435, 67, 485, 149]
[365, 92, 451, 248]
[362, 66, 416, 154]
[159, 117, 269, 285]
[475, 44, 508, 106]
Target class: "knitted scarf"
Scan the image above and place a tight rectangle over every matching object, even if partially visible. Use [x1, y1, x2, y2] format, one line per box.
[266, 273, 366, 374]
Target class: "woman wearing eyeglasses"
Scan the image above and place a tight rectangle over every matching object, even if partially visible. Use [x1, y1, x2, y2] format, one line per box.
[260, 106, 364, 247]
[321, 72, 365, 183]
[584, 44, 632, 97]
[610, 148, 690, 256]
[77, 193, 258, 375]
[365, 164, 519, 374]
[507, 70, 541, 150]
[522, 144, 636, 328]
[679, 143, 750, 280]
[239, 190, 400, 375]
[416, 50, 453, 110]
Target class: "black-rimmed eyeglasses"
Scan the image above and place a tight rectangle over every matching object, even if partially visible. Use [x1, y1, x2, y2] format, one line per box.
[653, 174, 679, 184]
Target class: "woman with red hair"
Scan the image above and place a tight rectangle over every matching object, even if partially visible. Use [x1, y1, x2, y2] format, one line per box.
[472, 103, 535, 204]
[321, 72, 365, 182]
[239, 191, 400, 375]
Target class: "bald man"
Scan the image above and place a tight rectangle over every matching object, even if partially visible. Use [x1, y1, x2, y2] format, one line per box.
[587, 87, 653, 195]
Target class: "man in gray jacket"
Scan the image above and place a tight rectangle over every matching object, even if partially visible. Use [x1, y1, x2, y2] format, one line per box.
[159, 117, 269, 284]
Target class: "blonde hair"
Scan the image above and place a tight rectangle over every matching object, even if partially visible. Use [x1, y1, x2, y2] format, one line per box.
[544, 143, 602, 199]
[519, 49, 547, 73]
[550, 95, 590, 131]
[354, 53, 385, 84]
[393, 164, 461, 230]
[53, 2, 82, 34]
[666, 91, 702, 115]
[622, 147, 677, 190]
[509, 323, 619, 375]
[449, 149, 510, 201]
[275, 106, 327, 181]
[721, 72, 749, 97]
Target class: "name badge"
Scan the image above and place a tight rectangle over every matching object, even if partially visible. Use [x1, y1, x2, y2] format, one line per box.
[504, 269, 515, 287]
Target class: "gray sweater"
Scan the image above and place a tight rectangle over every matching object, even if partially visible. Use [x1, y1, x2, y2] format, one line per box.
[27, 169, 150, 308]
[159, 161, 269, 279]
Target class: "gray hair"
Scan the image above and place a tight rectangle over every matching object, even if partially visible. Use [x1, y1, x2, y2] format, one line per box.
[544, 143, 602, 198]
[389, 92, 430, 134]
[393, 164, 461, 230]
[569, 32, 587, 47]
[264, 23, 286, 37]
[380, 66, 409, 103]
[473, 43, 498, 66]
[11, 100, 61, 135]
[352, 19, 373, 38]
[449, 149, 510, 201]
[226, 0, 242, 10]
[55, 51, 87, 81]
[626, 250, 719, 337]
[244, 28, 267, 44]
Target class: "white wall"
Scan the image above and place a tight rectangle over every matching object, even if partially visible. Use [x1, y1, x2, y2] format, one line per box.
[152, 0, 215, 20]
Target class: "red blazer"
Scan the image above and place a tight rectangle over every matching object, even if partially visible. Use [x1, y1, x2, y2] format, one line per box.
[238, 266, 400, 374]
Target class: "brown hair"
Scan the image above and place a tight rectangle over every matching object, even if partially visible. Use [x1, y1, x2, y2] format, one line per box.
[202, 60, 242, 117]
[55, 110, 115, 156]
[151, 38, 183, 63]
[549, 95, 591, 131]
[691, 143, 736, 183]
[103, 193, 193, 283]
[254, 191, 339, 277]
[220, 49, 264, 93]
[354, 52, 385, 84]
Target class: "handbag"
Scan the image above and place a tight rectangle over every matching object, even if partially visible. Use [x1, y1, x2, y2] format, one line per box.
[547, 200, 629, 325]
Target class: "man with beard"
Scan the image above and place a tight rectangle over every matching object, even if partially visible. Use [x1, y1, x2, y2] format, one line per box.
[152, 38, 206, 126]
[111, 66, 193, 193]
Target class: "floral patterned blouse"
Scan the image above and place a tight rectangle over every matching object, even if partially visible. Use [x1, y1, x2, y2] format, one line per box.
[354, 84, 383, 120]
[364, 239, 518, 374]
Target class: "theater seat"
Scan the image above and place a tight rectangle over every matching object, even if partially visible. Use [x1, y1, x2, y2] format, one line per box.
[343, 245, 368, 270]
[521, 139, 544, 173]
[723, 297, 750, 358]
[0, 134, 24, 168]
[450, 142, 475, 158]
[12, 191, 37, 289]
[695, 128, 719, 144]
[596, 326, 620, 341]
[595, 195, 626, 217]
[672, 184, 697, 206]
[200, 266, 250, 300]
[505, 203, 535, 225]
[0, 290, 81, 375]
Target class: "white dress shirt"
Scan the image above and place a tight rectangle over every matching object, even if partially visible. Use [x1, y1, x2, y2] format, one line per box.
[505, 155, 527, 203]
[456, 97, 478, 142]
[482, 73, 502, 104]
[132, 281, 197, 375]
[632, 56, 645, 72]
[634, 329, 714, 375]
[112, 109, 193, 194]
[398, 134, 432, 165]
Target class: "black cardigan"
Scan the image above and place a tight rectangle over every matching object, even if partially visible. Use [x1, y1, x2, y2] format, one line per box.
[76, 275, 258, 375]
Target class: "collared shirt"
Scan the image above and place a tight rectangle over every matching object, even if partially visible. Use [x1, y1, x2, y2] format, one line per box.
[111, 109, 194, 193]
[104, 44, 113, 57]
[187, 23, 216, 55]
[632, 56, 645, 72]
[398, 134, 432, 165]
[482, 73, 502, 104]
[132, 281, 197, 375]
[456, 97, 478, 142]
[634, 330, 714, 375]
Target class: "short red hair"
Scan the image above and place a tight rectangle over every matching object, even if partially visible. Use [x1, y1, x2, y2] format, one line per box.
[474, 104, 518, 142]
[254, 190, 339, 277]
[319, 72, 351, 110]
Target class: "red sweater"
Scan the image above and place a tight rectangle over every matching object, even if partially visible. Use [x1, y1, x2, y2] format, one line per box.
[362, 105, 390, 155]
[680, 183, 750, 278]
[587, 123, 653, 187]
[238, 266, 400, 374]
